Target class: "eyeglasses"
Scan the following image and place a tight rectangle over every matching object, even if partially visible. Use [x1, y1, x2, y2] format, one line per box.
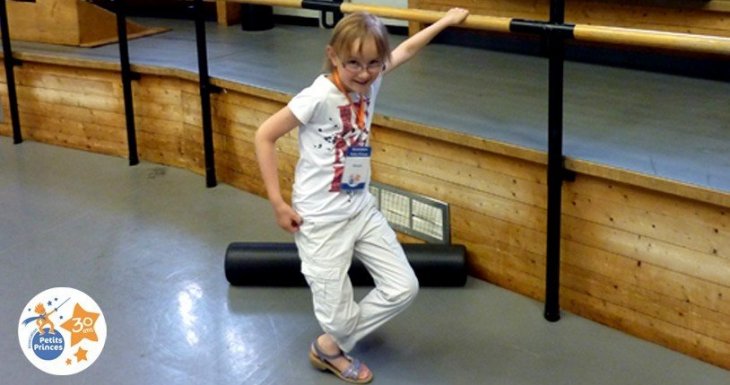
[340, 59, 385, 74]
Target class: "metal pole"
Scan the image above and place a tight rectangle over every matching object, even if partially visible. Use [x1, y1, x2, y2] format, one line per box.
[544, 0, 565, 322]
[114, 0, 139, 165]
[0, 0, 22, 144]
[193, 0, 217, 188]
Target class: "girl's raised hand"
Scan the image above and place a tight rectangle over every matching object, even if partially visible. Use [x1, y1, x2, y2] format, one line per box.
[442, 7, 470, 26]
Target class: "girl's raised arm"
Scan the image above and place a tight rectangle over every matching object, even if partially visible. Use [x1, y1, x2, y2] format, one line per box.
[385, 8, 469, 74]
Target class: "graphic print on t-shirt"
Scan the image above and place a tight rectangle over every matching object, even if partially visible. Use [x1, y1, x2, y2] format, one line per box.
[329, 97, 369, 192]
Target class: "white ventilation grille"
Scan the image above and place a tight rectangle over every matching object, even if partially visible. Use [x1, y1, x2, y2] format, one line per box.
[369, 182, 450, 244]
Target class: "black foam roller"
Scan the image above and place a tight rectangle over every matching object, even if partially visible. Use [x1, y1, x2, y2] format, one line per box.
[225, 242, 467, 287]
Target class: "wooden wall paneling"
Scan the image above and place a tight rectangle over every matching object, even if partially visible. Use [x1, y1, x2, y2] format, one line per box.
[567, 160, 730, 209]
[560, 277, 730, 368]
[566, 2, 730, 36]
[565, 174, 729, 257]
[14, 63, 119, 98]
[413, 0, 547, 19]
[18, 92, 124, 153]
[17, 112, 126, 156]
[209, 91, 299, 205]
[369, 115, 730, 369]
[372, 126, 546, 183]
[565, 184, 728, 260]
[373, 115, 547, 165]
[371, 140, 549, 294]
[462, 241, 546, 299]
[563, 213, 729, 287]
[371, 121, 552, 304]
[0, 88, 9, 137]
[560, 174, 730, 368]
[371, 128, 547, 206]
[562, 180, 730, 298]
[10, 62, 126, 155]
[563, 239, 730, 317]
[561, 256, 730, 343]
[131, 76, 192, 170]
[212, 98, 273, 131]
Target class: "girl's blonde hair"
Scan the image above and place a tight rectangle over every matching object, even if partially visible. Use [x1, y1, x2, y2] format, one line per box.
[324, 12, 391, 73]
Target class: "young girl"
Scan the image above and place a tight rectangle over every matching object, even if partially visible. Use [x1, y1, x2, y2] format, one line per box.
[255, 8, 469, 383]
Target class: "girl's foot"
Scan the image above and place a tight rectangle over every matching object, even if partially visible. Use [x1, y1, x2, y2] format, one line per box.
[309, 334, 373, 384]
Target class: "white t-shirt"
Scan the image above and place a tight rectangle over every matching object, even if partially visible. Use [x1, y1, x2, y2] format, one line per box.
[288, 74, 383, 222]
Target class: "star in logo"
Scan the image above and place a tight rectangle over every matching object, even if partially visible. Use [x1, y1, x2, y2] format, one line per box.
[60, 303, 99, 347]
[74, 347, 88, 362]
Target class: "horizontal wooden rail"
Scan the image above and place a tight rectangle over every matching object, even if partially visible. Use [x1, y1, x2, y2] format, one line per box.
[220, 0, 730, 56]
[218, 0, 511, 32]
[573, 25, 730, 56]
[228, 0, 300, 7]
[340, 3, 511, 33]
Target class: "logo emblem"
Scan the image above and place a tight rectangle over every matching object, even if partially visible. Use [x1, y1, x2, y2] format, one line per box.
[18, 287, 106, 375]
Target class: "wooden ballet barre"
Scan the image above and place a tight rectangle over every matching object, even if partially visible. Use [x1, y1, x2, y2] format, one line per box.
[217, 0, 512, 33]
[227, 0, 300, 7]
[339, 3, 512, 33]
[573, 25, 730, 57]
[219, 0, 730, 57]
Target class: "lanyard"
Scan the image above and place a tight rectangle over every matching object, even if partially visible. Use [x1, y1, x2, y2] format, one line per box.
[331, 70, 367, 129]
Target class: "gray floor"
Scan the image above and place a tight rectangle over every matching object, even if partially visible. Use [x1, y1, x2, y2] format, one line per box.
[5, 17, 730, 192]
[2, 138, 729, 384]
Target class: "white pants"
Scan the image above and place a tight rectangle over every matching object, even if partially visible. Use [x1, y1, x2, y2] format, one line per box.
[295, 202, 419, 352]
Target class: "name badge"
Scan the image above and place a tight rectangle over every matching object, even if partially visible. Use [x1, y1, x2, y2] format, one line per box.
[341, 146, 371, 191]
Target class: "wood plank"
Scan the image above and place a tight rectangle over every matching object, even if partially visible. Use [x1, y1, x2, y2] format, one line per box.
[565, 181, 729, 259]
[561, 283, 730, 370]
[569, 2, 730, 37]
[5, 0, 167, 47]
[563, 214, 730, 287]
[18, 112, 127, 156]
[372, 127, 546, 184]
[450, 203, 546, 257]
[562, 262, 730, 343]
[564, 240, 730, 316]
[372, 128, 547, 207]
[212, 116, 299, 158]
[566, 159, 730, 211]
[565, 173, 729, 229]
[374, 114, 547, 165]
[16, 85, 122, 113]
[373, 161, 547, 234]
[17, 99, 125, 129]
[15, 67, 119, 97]
[461, 241, 545, 299]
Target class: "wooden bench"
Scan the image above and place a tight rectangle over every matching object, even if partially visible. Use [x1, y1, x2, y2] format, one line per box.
[5, 0, 167, 47]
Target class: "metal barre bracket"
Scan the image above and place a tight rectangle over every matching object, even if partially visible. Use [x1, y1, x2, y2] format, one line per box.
[205, 84, 224, 94]
[510, 19, 575, 39]
[301, 0, 342, 12]
[302, 0, 343, 28]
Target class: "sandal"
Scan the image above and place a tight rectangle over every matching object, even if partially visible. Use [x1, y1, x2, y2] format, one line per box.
[309, 339, 373, 384]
